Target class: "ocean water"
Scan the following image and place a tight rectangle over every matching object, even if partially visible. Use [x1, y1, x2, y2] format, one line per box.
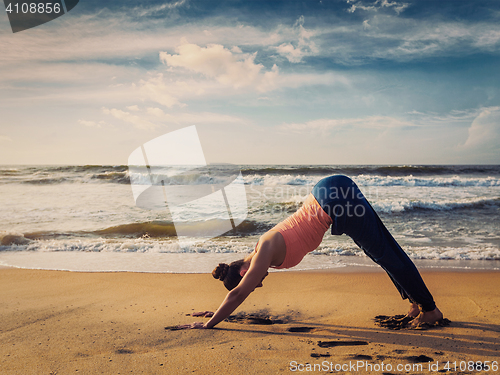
[0, 165, 499, 272]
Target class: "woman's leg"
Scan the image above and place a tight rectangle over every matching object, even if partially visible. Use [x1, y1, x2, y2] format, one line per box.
[312, 175, 436, 312]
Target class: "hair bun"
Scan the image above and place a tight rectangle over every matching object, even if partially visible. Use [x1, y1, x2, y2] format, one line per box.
[212, 263, 229, 281]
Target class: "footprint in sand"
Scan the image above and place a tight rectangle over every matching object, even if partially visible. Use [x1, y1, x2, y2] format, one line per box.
[287, 326, 315, 333]
[407, 355, 433, 363]
[318, 340, 369, 348]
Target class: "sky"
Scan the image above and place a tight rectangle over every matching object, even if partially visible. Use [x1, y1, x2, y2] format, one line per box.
[1, 0, 499, 165]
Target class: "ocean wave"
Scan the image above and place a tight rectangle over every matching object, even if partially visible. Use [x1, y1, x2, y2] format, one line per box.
[0, 165, 130, 185]
[0, 233, 31, 246]
[243, 173, 500, 187]
[312, 244, 500, 261]
[6, 220, 268, 243]
[23, 177, 69, 185]
[241, 165, 500, 177]
[405, 246, 500, 261]
[44, 165, 128, 174]
[128, 171, 235, 187]
[94, 219, 270, 238]
[244, 174, 317, 186]
[373, 197, 500, 213]
[90, 171, 130, 184]
[94, 222, 177, 238]
[355, 174, 500, 187]
[2, 239, 499, 261]
[2, 164, 499, 186]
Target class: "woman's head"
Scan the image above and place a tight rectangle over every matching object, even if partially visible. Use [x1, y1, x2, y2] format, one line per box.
[212, 259, 246, 290]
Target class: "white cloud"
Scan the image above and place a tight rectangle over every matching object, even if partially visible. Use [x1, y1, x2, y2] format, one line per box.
[0, 135, 13, 142]
[347, 0, 409, 14]
[102, 107, 158, 130]
[127, 105, 140, 111]
[136, 0, 188, 16]
[146, 107, 165, 117]
[406, 108, 480, 125]
[461, 107, 500, 149]
[103, 105, 245, 128]
[160, 42, 279, 91]
[143, 107, 246, 125]
[278, 72, 350, 88]
[276, 16, 319, 63]
[159, 111, 245, 125]
[360, 17, 500, 62]
[473, 29, 500, 50]
[2, 7, 499, 90]
[137, 59, 347, 108]
[139, 74, 188, 108]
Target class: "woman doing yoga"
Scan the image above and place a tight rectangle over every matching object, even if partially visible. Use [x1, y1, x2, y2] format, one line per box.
[179, 175, 443, 329]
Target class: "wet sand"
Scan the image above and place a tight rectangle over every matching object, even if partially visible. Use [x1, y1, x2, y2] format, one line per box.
[1, 268, 499, 374]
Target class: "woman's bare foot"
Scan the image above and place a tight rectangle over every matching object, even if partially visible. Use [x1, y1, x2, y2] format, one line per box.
[406, 303, 420, 318]
[410, 307, 443, 328]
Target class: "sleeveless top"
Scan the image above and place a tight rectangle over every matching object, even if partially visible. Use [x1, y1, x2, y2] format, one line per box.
[268, 194, 333, 269]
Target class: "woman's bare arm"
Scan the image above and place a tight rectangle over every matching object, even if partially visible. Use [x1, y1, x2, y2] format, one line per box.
[180, 247, 273, 329]
[204, 249, 272, 328]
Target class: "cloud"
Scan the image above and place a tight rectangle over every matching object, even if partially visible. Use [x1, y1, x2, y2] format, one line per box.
[127, 105, 140, 111]
[146, 107, 165, 117]
[141, 107, 246, 125]
[158, 111, 245, 125]
[102, 107, 158, 130]
[139, 74, 188, 108]
[347, 0, 409, 14]
[361, 17, 500, 62]
[461, 107, 500, 150]
[406, 109, 480, 125]
[103, 105, 245, 128]
[2, 5, 499, 84]
[277, 72, 350, 88]
[136, 0, 188, 16]
[159, 42, 279, 91]
[0, 135, 13, 142]
[275, 16, 319, 63]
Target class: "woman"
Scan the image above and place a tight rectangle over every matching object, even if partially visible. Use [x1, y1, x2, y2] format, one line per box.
[179, 175, 443, 329]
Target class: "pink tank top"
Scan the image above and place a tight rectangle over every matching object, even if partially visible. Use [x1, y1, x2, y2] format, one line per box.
[270, 194, 332, 269]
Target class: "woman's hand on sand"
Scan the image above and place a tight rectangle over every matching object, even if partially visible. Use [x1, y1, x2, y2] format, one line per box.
[191, 311, 214, 317]
[176, 322, 207, 329]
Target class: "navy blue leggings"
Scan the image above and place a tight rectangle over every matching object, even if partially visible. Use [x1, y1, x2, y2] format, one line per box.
[311, 175, 436, 312]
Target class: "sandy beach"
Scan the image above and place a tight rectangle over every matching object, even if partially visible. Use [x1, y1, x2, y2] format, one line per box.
[1, 268, 499, 374]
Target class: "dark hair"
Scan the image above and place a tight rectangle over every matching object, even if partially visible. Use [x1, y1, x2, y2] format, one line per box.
[212, 259, 245, 291]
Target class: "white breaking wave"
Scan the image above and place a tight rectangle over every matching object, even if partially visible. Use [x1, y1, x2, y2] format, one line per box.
[243, 174, 500, 187]
[2, 237, 499, 260]
[0, 237, 254, 254]
[372, 196, 500, 213]
[355, 174, 500, 187]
